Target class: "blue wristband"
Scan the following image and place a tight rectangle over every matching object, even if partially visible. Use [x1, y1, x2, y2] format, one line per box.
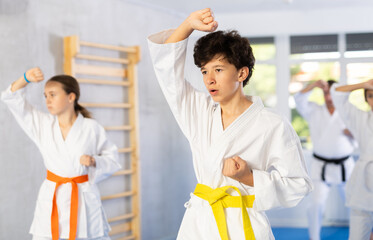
[24, 72, 30, 83]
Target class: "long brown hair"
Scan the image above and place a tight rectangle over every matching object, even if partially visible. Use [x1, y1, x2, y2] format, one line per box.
[47, 75, 92, 118]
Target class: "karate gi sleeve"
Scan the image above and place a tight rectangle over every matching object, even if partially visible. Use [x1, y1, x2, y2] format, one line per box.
[331, 87, 362, 135]
[1, 85, 47, 144]
[89, 123, 121, 183]
[293, 92, 312, 120]
[147, 29, 211, 141]
[251, 118, 313, 211]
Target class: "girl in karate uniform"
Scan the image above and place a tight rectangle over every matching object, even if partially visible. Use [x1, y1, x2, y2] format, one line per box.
[148, 8, 312, 239]
[332, 79, 373, 240]
[1, 67, 121, 240]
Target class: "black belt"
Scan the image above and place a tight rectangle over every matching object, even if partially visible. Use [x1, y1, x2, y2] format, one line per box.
[313, 153, 349, 182]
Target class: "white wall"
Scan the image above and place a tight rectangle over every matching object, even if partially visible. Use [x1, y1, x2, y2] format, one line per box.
[0, 1, 195, 239]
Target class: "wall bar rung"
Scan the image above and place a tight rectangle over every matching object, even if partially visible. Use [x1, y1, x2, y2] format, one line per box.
[104, 125, 133, 131]
[76, 54, 130, 64]
[109, 222, 131, 236]
[108, 213, 135, 223]
[80, 40, 138, 53]
[81, 102, 131, 108]
[75, 64, 127, 77]
[77, 78, 130, 86]
[119, 235, 136, 240]
[118, 147, 133, 153]
[113, 169, 134, 176]
[101, 191, 135, 201]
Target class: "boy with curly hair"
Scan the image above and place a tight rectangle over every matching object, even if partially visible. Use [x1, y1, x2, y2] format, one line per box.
[148, 8, 312, 240]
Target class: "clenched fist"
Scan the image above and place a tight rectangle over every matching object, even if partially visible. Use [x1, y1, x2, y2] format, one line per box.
[222, 156, 254, 186]
[165, 8, 218, 44]
[187, 8, 218, 32]
[11, 67, 45, 92]
[25, 67, 44, 83]
[80, 155, 96, 167]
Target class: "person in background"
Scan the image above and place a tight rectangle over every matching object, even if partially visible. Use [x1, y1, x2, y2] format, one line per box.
[331, 79, 373, 240]
[294, 79, 356, 240]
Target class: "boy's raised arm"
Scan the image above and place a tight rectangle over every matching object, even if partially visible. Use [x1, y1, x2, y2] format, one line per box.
[165, 8, 218, 44]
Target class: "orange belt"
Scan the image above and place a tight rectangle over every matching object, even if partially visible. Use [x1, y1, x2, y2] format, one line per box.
[47, 170, 88, 240]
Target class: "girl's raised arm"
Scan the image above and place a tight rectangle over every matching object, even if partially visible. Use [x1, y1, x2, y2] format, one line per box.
[11, 67, 44, 92]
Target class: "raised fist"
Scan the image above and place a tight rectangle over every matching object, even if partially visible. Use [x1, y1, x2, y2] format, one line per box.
[25, 67, 44, 83]
[187, 8, 218, 32]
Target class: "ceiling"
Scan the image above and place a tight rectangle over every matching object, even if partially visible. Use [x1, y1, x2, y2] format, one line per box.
[127, 0, 373, 15]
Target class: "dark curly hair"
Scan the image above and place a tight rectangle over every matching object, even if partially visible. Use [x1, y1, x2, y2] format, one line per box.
[193, 30, 255, 87]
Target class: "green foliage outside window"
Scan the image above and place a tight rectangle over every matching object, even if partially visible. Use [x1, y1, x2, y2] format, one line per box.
[290, 62, 339, 149]
[251, 44, 275, 61]
[244, 43, 277, 107]
[244, 64, 276, 107]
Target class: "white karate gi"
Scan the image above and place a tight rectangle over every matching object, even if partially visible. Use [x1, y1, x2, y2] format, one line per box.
[331, 88, 373, 240]
[1, 85, 121, 239]
[148, 29, 313, 240]
[294, 92, 355, 240]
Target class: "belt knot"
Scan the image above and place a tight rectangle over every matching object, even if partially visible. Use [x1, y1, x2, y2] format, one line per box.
[207, 188, 229, 205]
[46, 170, 88, 240]
[193, 183, 255, 240]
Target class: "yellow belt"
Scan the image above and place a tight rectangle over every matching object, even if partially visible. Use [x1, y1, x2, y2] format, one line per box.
[193, 183, 255, 240]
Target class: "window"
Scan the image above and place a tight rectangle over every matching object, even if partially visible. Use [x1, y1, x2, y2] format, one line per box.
[287, 32, 373, 148]
[345, 33, 373, 58]
[244, 37, 276, 108]
[289, 34, 340, 149]
[346, 63, 373, 111]
[290, 34, 340, 60]
[289, 61, 340, 149]
[345, 32, 373, 111]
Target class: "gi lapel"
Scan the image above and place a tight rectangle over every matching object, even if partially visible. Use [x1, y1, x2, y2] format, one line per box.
[203, 96, 265, 183]
[64, 114, 84, 147]
[64, 114, 85, 172]
[55, 114, 85, 173]
[54, 116, 67, 149]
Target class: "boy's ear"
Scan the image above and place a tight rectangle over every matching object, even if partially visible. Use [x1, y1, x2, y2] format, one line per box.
[238, 67, 249, 83]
